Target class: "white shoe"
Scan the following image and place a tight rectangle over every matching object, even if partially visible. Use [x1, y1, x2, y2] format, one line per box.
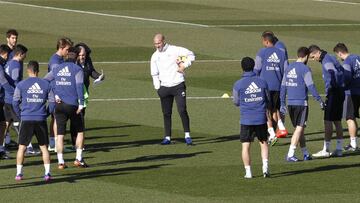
[312, 150, 331, 158]
[48, 145, 56, 152]
[331, 149, 343, 157]
[25, 148, 41, 156]
[244, 173, 252, 179]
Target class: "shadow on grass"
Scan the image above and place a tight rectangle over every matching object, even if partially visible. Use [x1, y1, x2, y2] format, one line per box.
[0, 164, 170, 190]
[92, 151, 212, 167]
[85, 124, 141, 132]
[84, 136, 205, 153]
[272, 162, 360, 178]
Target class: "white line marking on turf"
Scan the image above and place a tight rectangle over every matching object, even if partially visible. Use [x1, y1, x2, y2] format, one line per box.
[0, 1, 209, 28]
[313, 0, 360, 5]
[37, 59, 296, 65]
[89, 97, 227, 101]
[209, 23, 360, 28]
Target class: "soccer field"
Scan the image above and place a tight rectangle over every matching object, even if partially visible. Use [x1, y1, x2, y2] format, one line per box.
[1, 0, 360, 202]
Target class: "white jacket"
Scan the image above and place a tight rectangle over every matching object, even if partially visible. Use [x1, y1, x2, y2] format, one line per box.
[151, 44, 195, 89]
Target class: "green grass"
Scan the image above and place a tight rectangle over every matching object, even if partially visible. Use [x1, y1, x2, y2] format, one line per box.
[1, 0, 360, 202]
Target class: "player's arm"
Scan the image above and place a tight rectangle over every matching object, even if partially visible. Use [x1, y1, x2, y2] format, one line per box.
[177, 46, 195, 68]
[304, 71, 325, 109]
[342, 63, 352, 86]
[11, 67, 20, 85]
[150, 56, 160, 90]
[264, 84, 273, 119]
[75, 70, 85, 114]
[43, 71, 55, 82]
[254, 52, 262, 75]
[280, 75, 287, 108]
[12, 86, 21, 118]
[324, 62, 337, 87]
[0, 68, 15, 92]
[232, 87, 240, 107]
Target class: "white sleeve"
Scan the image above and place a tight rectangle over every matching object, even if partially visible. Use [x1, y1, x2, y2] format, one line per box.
[150, 55, 160, 90]
[177, 46, 195, 68]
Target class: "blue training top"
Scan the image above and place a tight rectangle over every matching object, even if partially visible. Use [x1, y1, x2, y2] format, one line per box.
[343, 54, 360, 95]
[233, 71, 269, 125]
[4, 59, 23, 104]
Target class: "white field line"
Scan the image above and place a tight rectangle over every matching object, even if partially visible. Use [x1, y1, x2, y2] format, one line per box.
[0, 1, 209, 28]
[313, 0, 360, 5]
[37, 59, 296, 65]
[89, 95, 327, 102]
[0, 0, 359, 28]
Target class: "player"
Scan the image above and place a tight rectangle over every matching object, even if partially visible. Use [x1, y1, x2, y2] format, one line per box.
[254, 32, 288, 145]
[4, 29, 19, 147]
[44, 47, 87, 169]
[67, 43, 105, 150]
[0, 44, 12, 159]
[150, 34, 195, 145]
[333, 43, 360, 151]
[13, 61, 52, 181]
[280, 47, 325, 162]
[309, 45, 345, 158]
[262, 30, 288, 61]
[47, 37, 73, 151]
[233, 57, 270, 178]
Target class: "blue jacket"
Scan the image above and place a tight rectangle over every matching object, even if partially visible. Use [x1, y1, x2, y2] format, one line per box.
[320, 52, 344, 95]
[12, 77, 51, 121]
[233, 71, 269, 125]
[44, 61, 84, 107]
[343, 54, 360, 95]
[254, 46, 288, 91]
[274, 39, 288, 62]
[48, 53, 63, 72]
[4, 59, 22, 104]
[280, 62, 322, 106]
[0, 57, 15, 103]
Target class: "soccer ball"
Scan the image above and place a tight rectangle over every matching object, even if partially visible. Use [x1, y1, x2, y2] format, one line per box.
[177, 56, 187, 63]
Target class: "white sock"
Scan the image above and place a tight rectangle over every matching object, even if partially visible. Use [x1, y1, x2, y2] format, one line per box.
[324, 141, 331, 152]
[278, 120, 286, 130]
[244, 165, 252, 177]
[44, 164, 50, 175]
[336, 139, 343, 150]
[301, 147, 309, 156]
[76, 148, 83, 161]
[5, 133, 11, 144]
[165, 136, 171, 141]
[16, 164, 23, 175]
[49, 137, 55, 147]
[350, 137, 357, 148]
[57, 153, 64, 164]
[268, 128, 276, 138]
[287, 145, 296, 157]
[185, 132, 190, 138]
[262, 159, 269, 173]
[27, 143, 33, 149]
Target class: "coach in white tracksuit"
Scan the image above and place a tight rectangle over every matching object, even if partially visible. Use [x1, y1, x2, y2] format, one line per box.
[150, 34, 195, 145]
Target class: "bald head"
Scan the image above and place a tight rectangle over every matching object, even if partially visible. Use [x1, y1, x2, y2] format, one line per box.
[153, 33, 166, 52]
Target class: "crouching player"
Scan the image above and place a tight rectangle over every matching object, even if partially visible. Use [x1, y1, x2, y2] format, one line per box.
[280, 47, 325, 162]
[13, 61, 52, 181]
[233, 57, 271, 178]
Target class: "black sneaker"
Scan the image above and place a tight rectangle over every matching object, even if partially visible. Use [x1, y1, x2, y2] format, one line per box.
[0, 151, 10, 159]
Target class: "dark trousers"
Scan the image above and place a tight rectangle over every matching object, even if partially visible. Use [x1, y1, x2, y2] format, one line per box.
[70, 108, 85, 146]
[157, 82, 190, 137]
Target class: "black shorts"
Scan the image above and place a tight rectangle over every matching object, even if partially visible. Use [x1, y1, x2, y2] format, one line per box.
[343, 94, 360, 120]
[240, 124, 268, 143]
[288, 105, 308, 127]
[55, 103, 84, 135]
[0, 102, 5, 122]
[324, 89, 345, 121]
[269, 91, 280, 111]
[3, 103, 19, 122]
[18, 120, 49, 146]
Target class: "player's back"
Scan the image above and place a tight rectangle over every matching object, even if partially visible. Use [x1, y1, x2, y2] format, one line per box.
[344, 54, 360, 95]
[255, 47, 286, 91]
[283, 62, 310, 105]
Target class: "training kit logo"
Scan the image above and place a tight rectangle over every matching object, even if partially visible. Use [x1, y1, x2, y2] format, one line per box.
[287, 68, 297, 79]
[181, 91, 186, 97]
[57, 66, 71, 77]
[267, 52, 280, 63]
[245, 82, 261, 94]
[27, 83, 43, 94]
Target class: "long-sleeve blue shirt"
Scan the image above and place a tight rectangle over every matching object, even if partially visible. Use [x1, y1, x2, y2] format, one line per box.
[280, 62, 322, 106]
[0, 57, 15, 103]
[233, 71, 269, 125]
[342, 54, 360, 95]
[274, 39, 289, 62]
[48, 53, 63, 72]
[254, 47, 288, 91]
[320, 53, 344, 95]
[12, 77, 50, 121]
[4, 59, 22, 104]
[44, 61, 84, 107]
